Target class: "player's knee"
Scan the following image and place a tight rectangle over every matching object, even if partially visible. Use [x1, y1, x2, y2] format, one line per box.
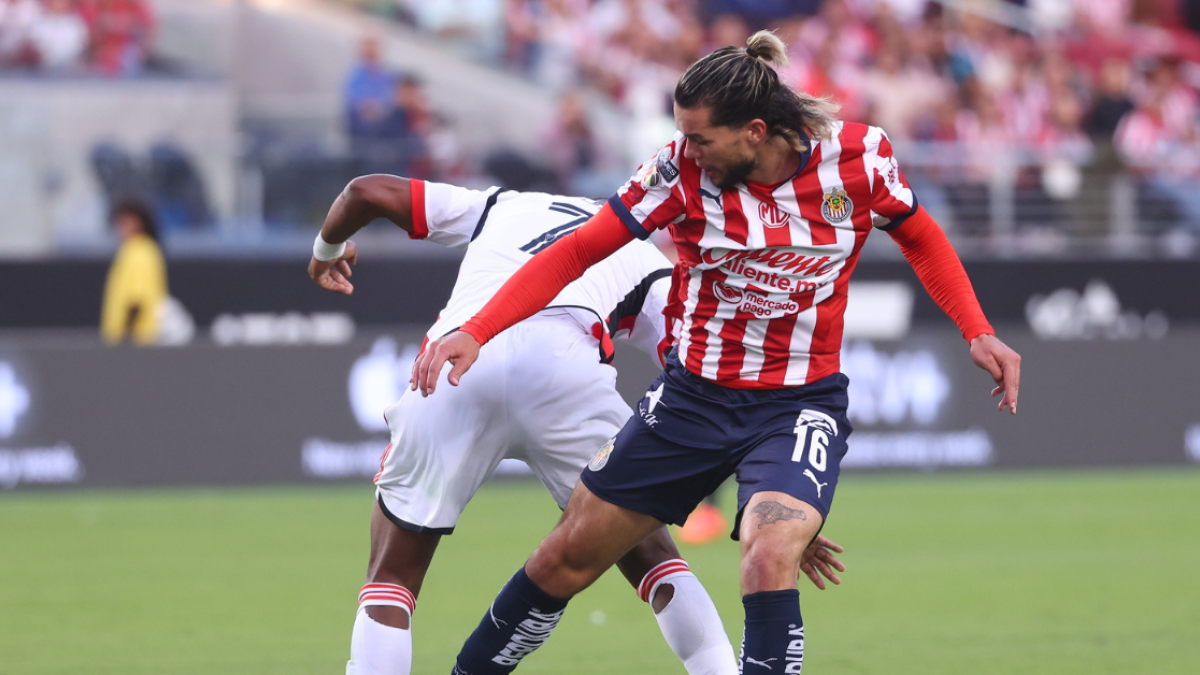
[740, 539, 800, 593]
[526, 544, 594, 595]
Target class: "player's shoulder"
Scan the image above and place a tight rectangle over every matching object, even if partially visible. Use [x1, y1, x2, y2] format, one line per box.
[635, 131, 688, 191]
[834, 121, 894, 158]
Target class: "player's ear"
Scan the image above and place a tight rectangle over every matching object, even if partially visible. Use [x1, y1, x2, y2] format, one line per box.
[744, 118, 769, 145]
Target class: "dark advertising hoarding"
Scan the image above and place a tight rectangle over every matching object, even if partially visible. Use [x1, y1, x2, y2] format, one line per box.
[1, 326, 1197, 490]
[3, 258, 1198, 329]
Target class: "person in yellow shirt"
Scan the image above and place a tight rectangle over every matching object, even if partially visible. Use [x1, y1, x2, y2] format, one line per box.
[100, 200, 167, 345]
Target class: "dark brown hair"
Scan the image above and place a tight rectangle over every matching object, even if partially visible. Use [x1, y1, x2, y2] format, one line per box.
[674, 31, 839, 151]
[110, 198, 160, 243]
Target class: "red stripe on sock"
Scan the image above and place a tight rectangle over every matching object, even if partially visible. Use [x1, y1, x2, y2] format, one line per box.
[358, 584, 416, 614]
[637, 559, 690, 602]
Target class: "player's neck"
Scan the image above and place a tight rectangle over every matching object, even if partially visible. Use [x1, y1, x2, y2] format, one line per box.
[744, 137, 801, 187]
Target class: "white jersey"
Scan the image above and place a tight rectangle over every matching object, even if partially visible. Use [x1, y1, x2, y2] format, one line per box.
[410, 179, 675, 360]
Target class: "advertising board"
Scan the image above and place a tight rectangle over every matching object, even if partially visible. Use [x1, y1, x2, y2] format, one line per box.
[1, 325, 1196, 490]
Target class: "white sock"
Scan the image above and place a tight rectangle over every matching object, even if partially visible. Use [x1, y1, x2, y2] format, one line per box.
[347, 584, 416, 675]
[641, 560, 738, 675]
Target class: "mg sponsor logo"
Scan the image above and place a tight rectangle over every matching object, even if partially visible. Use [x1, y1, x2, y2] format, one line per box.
[758, 201, 791, 229]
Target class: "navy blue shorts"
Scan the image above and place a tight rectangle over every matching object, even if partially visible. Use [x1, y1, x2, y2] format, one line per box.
[581, 352, 851, 540]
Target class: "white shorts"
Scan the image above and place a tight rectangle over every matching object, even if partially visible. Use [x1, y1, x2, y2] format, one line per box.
[374, 312, 633, 533]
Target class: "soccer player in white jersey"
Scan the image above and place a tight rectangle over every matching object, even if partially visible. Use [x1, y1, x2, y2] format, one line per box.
[414, 32, 1022, 674]
[307, 174, 847, 675]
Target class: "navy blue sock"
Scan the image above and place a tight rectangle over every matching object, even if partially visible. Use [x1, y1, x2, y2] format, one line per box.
[740, 589, 805, 674]
[452, 567, 571, 675]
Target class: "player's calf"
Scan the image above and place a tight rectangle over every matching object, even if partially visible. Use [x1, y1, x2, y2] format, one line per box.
[736, 493, 823, 674]
[452, 567, 570, 675]
[348, 583, 417, 675]
[637, 558, 738, 675]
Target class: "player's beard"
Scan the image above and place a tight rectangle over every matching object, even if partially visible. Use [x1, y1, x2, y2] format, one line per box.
[710, 155, 757, 190]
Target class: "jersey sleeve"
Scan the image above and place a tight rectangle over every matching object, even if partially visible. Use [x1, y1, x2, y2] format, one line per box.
[409, 179, 502, 249]
[607, 133, 688, 241]
[865, 128, 919, 231]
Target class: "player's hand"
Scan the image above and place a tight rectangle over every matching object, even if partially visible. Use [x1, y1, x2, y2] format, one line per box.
[308, 241, 359, 295]
[799, 534, 845, 590]
[969, 333, 1021, 415]
[411, 330, 481, 396]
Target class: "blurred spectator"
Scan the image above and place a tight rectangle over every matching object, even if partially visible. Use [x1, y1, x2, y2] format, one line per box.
[859, 44, 950, 140]
[376, 74, 433, 177]
[542, 89, 626, 196]
[0, 0, 41, 67]
[100, 199, 166, 346]
[1088, 57, 1137, 140]
[531, 0, 590, 90]
[542, 90, 596, 184]
[1115, 63, 1200, 229]
[344, 35, 395, 140]
[78, 0, 154, 76]
[29, 0, 87, 71]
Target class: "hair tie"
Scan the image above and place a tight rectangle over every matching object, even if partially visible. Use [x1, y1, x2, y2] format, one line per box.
[746, 47, 759, 59]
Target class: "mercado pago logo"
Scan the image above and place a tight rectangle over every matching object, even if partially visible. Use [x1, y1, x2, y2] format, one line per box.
[714, 280, 803, 318]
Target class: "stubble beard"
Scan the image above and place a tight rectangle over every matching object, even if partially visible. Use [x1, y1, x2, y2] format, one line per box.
[710, 156, 757, 190]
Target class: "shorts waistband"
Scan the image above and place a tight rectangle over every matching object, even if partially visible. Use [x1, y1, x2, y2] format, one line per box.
[663, 351, 848, 404]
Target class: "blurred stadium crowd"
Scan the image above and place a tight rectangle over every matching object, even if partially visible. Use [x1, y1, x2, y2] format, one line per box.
[0, 0, 153, 75]
[4, 0, 1200, 256]
[341, 0, 1200, 252]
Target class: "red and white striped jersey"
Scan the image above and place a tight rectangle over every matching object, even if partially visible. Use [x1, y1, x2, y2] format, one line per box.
[608, 121, 918, 388]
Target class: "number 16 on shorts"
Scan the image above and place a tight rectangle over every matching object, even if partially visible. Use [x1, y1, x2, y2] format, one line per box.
[791, 409, 840, 473]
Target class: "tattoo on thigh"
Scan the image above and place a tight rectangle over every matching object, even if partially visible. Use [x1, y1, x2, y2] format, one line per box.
[751, 501, 807, 529]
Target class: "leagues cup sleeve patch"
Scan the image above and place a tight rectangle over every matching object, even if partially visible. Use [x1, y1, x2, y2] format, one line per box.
[821, 187, 853, 223]
[656, 146, 680, 183]
[642, 169, 661, 189]
[588, 438, 616, 472]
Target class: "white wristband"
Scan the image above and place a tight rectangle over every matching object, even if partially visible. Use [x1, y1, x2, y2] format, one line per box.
[313, 233, 347, 261]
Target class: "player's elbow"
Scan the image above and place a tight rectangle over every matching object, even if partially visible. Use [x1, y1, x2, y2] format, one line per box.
[344, 174, 406, 212]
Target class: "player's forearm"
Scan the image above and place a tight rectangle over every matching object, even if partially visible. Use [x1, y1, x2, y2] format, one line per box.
[461, 205, 636, 345]
[886, 207, 994, 342]
[320, 175, 415, 243]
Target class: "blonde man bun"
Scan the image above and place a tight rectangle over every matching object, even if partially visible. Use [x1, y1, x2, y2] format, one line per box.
[746, 30, 789, 68]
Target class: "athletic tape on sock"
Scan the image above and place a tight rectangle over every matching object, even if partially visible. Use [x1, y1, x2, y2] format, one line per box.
[358, 583, 416, 616]
[638, 558, 692, 603]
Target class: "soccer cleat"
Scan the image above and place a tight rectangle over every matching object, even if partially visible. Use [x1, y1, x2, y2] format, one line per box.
[678, 502, 727, 545]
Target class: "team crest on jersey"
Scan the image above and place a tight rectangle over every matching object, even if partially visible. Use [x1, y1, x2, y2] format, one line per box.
[655, 146, 679, 182]
[821, 188, 853, 223]
[759, 201, 791, 229]
[588, 438, 615, 472]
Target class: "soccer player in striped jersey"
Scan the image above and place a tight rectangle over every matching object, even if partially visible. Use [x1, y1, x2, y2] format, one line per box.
[307, 174, 847, 675]
[414, 31, 1022, 675]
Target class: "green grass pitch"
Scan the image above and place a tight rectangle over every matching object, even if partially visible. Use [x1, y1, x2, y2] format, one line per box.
[2, 469, 1198, 674]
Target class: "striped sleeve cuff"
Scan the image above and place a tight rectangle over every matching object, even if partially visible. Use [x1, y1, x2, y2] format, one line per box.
[607, 194, 652, 241]
[409, 179, 428, 239]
